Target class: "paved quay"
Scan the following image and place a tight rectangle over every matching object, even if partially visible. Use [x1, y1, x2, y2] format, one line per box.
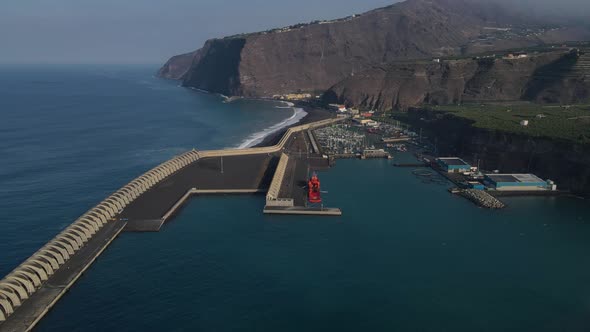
[265, 126, 341, 215]
[120, 154, 277, 225]
[263, 206, 343, 216]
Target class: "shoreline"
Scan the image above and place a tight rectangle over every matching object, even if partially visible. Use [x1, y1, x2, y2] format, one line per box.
[253, 101, 333, 147]
[184, 86, 331, 149]
[236, 101, 307, 148]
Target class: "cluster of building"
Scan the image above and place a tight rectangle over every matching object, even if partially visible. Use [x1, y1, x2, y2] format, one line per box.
[327, 104, 377, 116]
[273, 93, 315, 101]
[503, 53, 529, 60]
[436, 157, 557, 191]
[353, 118, 379, 127]
[310, 14, 361, 26]
[328, 104, 358, 114]
[328, 104, 385, 127]
[261, 13, 362, 35]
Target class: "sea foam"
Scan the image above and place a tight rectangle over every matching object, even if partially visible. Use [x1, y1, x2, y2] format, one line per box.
[236, 104, 307, 148]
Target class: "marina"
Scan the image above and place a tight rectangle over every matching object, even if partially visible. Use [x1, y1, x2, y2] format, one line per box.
[310, 117, 570, 210]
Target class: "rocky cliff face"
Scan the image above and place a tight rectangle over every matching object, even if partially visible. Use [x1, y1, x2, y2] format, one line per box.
[324, 50, 590, 110]
[159, 0, 589, 97]
[158, 51, 198, 80]
[406, 109, 590, 195]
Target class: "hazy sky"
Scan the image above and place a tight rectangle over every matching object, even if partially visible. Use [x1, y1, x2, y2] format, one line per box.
[0, 0, 395, 64]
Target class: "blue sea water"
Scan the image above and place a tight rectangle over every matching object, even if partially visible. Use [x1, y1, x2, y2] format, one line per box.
[2, 65, 590, 332]
[0, 64, 299, 275]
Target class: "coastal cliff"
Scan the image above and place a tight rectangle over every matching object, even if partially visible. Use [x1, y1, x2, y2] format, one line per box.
[324, 50, 590, 111]
[159, 0, 590, 97]
[158, 51, 198, 80]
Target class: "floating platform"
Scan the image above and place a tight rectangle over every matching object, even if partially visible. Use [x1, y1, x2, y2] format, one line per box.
[263, 206, 342, 216]
[393, 163, 428, 167]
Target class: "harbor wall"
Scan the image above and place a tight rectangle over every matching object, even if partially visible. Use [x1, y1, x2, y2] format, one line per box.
[0, 150, 201, 326]
[266, 153, 290, 201]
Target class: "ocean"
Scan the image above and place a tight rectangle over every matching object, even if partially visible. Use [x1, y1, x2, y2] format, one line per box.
[1, 65, 590, 332]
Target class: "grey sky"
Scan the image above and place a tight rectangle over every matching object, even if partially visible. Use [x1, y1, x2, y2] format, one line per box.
[0, 0, 394, 64]
[2, 0, 588, 64]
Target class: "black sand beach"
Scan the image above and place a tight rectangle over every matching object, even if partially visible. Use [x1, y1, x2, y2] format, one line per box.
[254, 103, 333, 147]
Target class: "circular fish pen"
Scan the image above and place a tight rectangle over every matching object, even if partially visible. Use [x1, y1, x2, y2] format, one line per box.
[412, 169, 434, 177]
[412, 169, 448, 186]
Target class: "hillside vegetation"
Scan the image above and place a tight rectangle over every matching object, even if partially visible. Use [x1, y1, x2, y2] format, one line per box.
[427, 103, 590, 143]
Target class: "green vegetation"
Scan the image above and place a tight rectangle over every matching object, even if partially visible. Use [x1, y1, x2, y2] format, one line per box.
[427, 103, 590, 144]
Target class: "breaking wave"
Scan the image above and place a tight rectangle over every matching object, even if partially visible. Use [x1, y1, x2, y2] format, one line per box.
[274, 101, 295, 109]
[236, 105, 307, 148]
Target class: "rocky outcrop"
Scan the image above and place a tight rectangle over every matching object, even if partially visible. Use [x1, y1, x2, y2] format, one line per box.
[324, 50, 590, 110]
[160, 0, 589, 97]
[158, 51, 199, 80]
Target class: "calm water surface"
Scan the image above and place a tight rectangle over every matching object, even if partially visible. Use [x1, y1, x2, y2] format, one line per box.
[1, 66, 590, 332]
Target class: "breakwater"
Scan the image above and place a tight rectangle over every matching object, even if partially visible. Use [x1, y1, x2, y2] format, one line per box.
[460, 189, 506, 209]
[0, 117, 342, 331]
[265, 153, 294, 207]
[0, 149, 201, 330]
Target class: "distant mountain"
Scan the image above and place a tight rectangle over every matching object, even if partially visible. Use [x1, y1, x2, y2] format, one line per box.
[159, 0, 590, 99]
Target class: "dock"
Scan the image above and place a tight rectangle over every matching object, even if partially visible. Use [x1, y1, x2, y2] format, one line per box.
[0, 117, 344, 331]
[263, 206, 343, 216]
[263, 130, 342, 216]
[393, 162, 428, 167]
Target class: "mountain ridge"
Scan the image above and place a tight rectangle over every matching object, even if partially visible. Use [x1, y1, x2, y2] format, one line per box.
[159, 0, 590, 102]
[323, 49, 590, 111]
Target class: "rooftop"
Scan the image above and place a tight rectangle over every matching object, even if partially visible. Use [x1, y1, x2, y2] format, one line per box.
[438, 157, 470, 166]
[486, 174, 545, 183]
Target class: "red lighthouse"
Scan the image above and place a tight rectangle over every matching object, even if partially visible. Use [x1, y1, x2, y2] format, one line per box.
[308, 173, 322, 204]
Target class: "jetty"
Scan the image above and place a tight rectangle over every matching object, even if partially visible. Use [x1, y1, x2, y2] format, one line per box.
[0, 117, 343, 331]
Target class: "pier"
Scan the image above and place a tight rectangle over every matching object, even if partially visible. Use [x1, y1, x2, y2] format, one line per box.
[0, 117, 343, 331]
